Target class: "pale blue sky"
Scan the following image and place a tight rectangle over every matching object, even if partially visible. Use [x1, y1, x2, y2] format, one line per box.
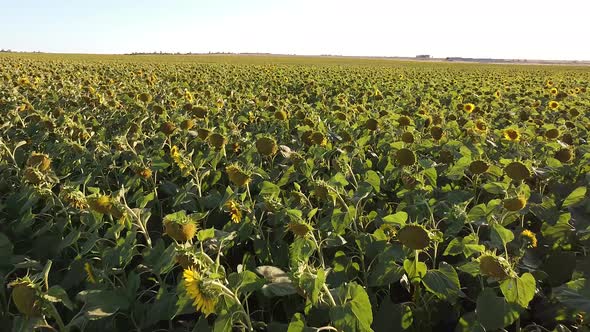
[1, 0, 589, 60]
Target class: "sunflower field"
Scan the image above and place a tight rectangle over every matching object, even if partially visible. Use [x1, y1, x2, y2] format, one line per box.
[1, 53, 590, 332]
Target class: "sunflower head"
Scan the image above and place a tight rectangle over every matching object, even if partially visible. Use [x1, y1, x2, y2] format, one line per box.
[478, 252, 512, 280]
[9, 277, 42, 317]
[197, 128, 211, 140]
[503, 128, 521, 141]
[311, 132, 327, 146]
[137, 167, 152, 179]
[504, 161, 531, 181]
[438, 150, 454, 164]
[160, 121, 176, 136]
[544, 128, 559, 140]
[180, 119, 195, 130]
[335, 111, 347, 121]
[365, 118, 379, 131]
[548, 100, 560, 109]
[401, 131, 415, 143]
[469, 160, 489, 175]
[183, 267, 219, 316]
[503, 196, 527, 211]
[274, 110, 288, 121]
[549, 88, 558, 95]
[474, 119, 488, 133]
[314, 181, 331, 201]
[397, 224, 430, 250]
[153, 104, 166, 115]
[27, 152, 51, 172]
[208, 133, 227, 150]
[287, 221, 313, 237]
[396, 148, 416, 166]
[398, 115, 412, 127]
[137, 92, 152, 103]
[463, 103, 475, 114]
[224, 200, 243, 223]
[520, 229, 538, 248]
[430, 126, 443, 140]
[225, 164, 251, 187]
[60, 186, 88, 209]
[193, 106, 208, 119]
[555, 148, 574, 163]
[255, 136, 278, 156]
[88, 195, 113, 215]
[163, 211, 198, 242]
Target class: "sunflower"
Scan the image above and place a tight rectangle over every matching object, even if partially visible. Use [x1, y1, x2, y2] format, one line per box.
[163, 211, 198, 242]
[549, 88, 558, 95]
[397, 224, 430, 250]
[396, 148, 416, 166]
[504, 161, 531, 181]
[225, 200, 242, 223]
[494, 91, 501, 98]
[478, 252, 512, 280]
[84, 262, 97, 284]
[548, 100, 559, 109]
[474, 119, 488, 133]
[401, 131, 415, 143]
[503, 196, 527, 211]
[520, 229, 538, 248]
[366, 118, 379, 131]
[225, 164, 251, 187]
[183, 268, 218, 316]
[398, 115, 412, 127]
[430, 126, 443, 140]
[463, 103, 475, 114]
[286, 221, 313, 237]
[544, 128, 559, 140]
[9, 277, 42, 317]
[469, 160, 489, 175]
[256, 137, 278, 156]
[503, 128, 520, 141]
[555, 148, 573, 163]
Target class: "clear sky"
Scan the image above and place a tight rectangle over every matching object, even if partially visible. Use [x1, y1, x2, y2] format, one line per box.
[1, 0, 589, 60]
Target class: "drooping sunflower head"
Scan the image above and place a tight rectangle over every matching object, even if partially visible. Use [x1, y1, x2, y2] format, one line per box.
[463, 103, 475, 114]
[255, 136, 278, 156]
[503, 196, 527, 211]
[314, 181, 331, 201]
[504, 161, 531, 181]
[26, 152, 51, 172]
[555, 148, 574, 163]
[397, 224, 431, 250]
[430, 126, 443, 140]
[469, 160, 489, 175]
[520, 229, 538, 248]
[163, 211, 198, 242]
[137, 167, 153, 179]
[310, 131, 327, 146]
[544, 128, 560, 140]
[183, 267, 219, 316]
[137, 92, 152, 103]
[180, 119, 195, 131]
[365, 118, 379, 131]
[88, 195, 113, 215]
[398, 115, 412, 127]
[60, 186, 88, 209]
[274, 109, 288, 121]
[193, 106, 208, 119]
[208, 133, 227, 150]
[9, 276, 42, 317]
[224, 200, 243, 223]
[503, 128, 521, 141]
[286, 221, 313, 238]
[478, 252, 512, 280]
[225, 164, 251, 187]
[159, 121, 176, 136]
[396, 148, 416, 166]
[197, 128, 211, 140]
[401, 131, 415, 144]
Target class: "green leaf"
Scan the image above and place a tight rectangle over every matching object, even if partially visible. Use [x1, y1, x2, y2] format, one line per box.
[197, 228, 216, 242]
[422, 167, 437, 187]
[382, 211, 408, 227]
[563, 186, 587, 208]
[422, 262, 461, 300]
[45, 285, 73, 310]
[287, 313, 306, 332]
[76, 289, 130, 320]
[259, 181, 281, 197]
[329, 283, 373, 332]
[403, 258, 427, 281]
[500, 273, 536, 308]
[373, 298, 413, 331]
[364, 170, 380, 193]
[554, 278, 590, 314]
[476, 288, 521, 330]
[482, 182, 509, 195]
[490, 223, 514, 248]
